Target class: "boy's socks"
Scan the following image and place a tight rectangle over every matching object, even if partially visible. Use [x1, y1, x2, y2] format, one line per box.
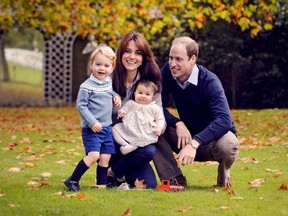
[96, 165, 108, 185]
[70, 159, 89, 182]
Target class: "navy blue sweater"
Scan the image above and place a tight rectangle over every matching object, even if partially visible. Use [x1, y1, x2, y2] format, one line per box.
[161, 62, 237, 145]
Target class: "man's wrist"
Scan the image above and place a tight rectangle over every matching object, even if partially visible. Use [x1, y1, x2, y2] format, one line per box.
[188, 139, 200, 149]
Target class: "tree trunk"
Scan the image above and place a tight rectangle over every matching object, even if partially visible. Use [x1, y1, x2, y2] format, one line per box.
[0, 30, 10, 81]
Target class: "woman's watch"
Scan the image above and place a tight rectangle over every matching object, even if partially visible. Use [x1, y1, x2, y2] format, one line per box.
[188, 139, 200, 149]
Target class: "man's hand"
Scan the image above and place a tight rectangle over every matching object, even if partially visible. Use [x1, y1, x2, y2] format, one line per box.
[175, 121, 192, 149]
[176, 144, 197, 165]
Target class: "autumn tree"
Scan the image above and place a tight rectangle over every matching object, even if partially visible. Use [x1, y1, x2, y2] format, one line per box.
[0, 0, 278, 104]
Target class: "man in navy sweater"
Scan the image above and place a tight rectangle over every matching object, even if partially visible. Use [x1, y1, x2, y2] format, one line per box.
[153, 36, 239, 187]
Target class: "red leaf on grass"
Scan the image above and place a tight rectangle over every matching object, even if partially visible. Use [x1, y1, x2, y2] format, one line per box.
[134, 178, 147, 189]
[279, 183, 287, 190]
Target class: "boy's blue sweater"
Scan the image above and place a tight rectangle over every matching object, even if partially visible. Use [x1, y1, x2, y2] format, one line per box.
[161, 62, 237, 145]
[77, 75, 117, 128]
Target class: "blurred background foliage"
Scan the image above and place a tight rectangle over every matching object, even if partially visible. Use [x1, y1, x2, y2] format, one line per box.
[0, 0, 287, 108]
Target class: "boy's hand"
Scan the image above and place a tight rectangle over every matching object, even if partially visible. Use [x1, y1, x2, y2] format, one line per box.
[113, 96, 121, 107]
[91, 123, 102, 132]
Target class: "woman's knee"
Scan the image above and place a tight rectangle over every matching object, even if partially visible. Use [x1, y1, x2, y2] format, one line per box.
[142, 145, 156, 159]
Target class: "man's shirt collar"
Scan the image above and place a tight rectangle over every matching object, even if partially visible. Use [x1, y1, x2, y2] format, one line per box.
[175, 65, 199, 89]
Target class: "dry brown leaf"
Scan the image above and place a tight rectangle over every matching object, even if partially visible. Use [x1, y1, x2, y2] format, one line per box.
[55, 160, 66, 165]
[211, 188, 219, 193]
[219, 206, 229, 210]
[27, 181, 38, 186]
[8, 167, 22, 172]
[66, 193, 77, 198]
[134, 178, 147, 189]
[41, 172, 52, 178]
[23, 155, 36, 162]
[122, 208, 131, 216]
[265, 168, 280, 173]
[178, 206, 193, 212]
[53, 191, 66, 196]
[0, 193, 6, 197]
[249, 178, 265, 188]
[25, 162, 36, 168]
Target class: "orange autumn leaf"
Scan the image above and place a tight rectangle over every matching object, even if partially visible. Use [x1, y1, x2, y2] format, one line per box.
[77, 192, 86, 200]
[122, 208, 131, 216]
[134, 178, 147, 189]
[279, 183, 287, 190]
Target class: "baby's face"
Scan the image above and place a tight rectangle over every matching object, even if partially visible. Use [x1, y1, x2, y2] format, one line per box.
[134, 84, 155, 105]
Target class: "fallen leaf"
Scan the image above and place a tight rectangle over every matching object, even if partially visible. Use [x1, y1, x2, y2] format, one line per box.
[53, 191, 65, 196]
[55, 160, 66, 165]
[178, 206, 193, 212]
[77, 192, 86, 200]
[23, 155, 36, 162]
[279, 183, 287, 190]
[134, 178, 147, 189]
[249, 178, 265, 188]
[66, 193, 77, 198]
[25, 162, 36, 168]
[211, 188, 219, 193]
[27, 181, 38, 186]
[41, 172, 52, 178]
[219, 206, 229, 210]
[7, 167, 22, 172]
[265, 168, 280, 173]
[122, 208, 131, 216]
[0, 193, 6, 197]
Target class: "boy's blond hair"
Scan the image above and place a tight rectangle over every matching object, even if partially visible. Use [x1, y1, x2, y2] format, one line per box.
[89, 44, 116, 67]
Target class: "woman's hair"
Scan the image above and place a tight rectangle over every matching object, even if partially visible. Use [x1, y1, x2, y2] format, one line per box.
[89, 44, 116, 67]
[112, 30, 161, 98]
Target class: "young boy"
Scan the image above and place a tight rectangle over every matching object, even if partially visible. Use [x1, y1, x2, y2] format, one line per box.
[64, 44, 121, 191]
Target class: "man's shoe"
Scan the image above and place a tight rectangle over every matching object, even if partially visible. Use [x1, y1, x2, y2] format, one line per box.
[64, 177, 80, 192]
[106, 176, 123, 188]
[170, 175, 187, 187]
[217, 163, 231, 187]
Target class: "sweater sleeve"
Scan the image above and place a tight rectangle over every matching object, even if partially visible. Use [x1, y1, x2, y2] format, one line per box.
[161, 62, 181, 127]
[193, 76, 233, 145]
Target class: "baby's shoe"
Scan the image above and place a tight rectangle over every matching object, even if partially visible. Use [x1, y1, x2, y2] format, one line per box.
[120, 144, 138, 155]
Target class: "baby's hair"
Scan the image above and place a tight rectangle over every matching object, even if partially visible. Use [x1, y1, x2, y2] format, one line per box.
[135, 79, 158, 95]
[89, 44, 116, 67]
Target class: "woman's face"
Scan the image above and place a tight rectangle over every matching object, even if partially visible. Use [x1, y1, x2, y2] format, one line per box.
[122, 40, 143, 73]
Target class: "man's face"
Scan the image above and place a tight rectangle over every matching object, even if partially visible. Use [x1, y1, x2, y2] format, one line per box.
[168, 43, 195, 82]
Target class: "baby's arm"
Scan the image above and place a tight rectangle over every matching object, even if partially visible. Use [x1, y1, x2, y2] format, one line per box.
[117, 109, 126, 119]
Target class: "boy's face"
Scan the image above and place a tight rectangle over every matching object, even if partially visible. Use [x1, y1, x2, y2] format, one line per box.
[89, 53, 114, 81]
[134, 84, 155, 105]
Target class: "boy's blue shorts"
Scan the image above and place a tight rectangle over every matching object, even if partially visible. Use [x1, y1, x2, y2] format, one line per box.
[81, 126, 115, 155]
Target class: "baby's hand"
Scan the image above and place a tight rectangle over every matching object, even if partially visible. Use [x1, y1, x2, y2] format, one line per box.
[117, 110, 126, 119]
[154, 128, 162, 137]
[113, 96, 121, 107]
[91, 123, 102, 132]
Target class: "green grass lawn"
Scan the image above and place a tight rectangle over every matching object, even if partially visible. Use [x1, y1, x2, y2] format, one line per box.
[0, 108, 287, 215]
[0, 62, 43, 106]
